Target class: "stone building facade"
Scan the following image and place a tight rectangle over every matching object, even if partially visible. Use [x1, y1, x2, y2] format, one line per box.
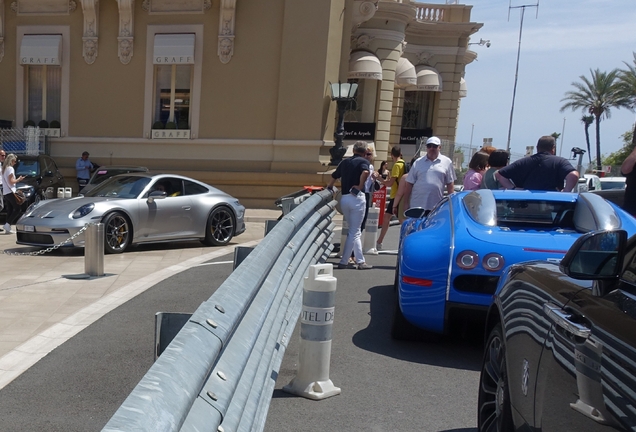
[0, 0, 481, 207]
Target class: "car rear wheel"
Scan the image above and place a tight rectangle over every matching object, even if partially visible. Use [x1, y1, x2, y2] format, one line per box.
[202, 206, 235, 246]
[478, 323, 513, 432]
[103, 212, 131, 254]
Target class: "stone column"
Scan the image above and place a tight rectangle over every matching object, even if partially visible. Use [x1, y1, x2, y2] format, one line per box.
[389, 87, 405, 153]
[373, 40, 403, 162]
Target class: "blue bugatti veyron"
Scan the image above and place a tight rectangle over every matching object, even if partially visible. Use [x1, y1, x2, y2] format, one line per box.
[392, 189, 636, 339]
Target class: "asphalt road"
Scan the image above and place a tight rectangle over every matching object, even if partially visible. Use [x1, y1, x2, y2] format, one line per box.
[0, 227, 484, 432]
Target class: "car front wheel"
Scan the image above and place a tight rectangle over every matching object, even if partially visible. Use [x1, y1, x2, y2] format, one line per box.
[202, 206, 235, 246]
[478, 323, 513, 432]
[103, 212, 131, 254]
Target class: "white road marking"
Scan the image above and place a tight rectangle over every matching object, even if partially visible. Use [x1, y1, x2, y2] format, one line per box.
[0, 240, 261, 390]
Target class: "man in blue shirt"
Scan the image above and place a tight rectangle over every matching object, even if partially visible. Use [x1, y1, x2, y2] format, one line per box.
[76, 151, 94, 189]
[496, 136, 579, 191]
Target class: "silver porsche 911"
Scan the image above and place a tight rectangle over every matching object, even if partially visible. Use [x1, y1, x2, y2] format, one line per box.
[15, 173, 246, 253]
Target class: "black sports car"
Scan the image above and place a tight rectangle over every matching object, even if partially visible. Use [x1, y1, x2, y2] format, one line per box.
[478, 229, 636, 431]
[79, 165, 149, 195]
[1, 154, 65, 222]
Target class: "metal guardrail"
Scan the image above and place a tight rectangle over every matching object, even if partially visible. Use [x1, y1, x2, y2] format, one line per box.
[102, 189, 337, 432]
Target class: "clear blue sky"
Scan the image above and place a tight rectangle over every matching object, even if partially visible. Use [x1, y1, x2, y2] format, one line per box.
[456, 0, 636, 166]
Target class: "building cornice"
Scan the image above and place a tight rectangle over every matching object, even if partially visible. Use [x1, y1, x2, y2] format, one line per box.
[352, 28, 405, 44]
[404, 44, 460, 58]
[406, 22, 482, 38]
[373, 1, 415, 25]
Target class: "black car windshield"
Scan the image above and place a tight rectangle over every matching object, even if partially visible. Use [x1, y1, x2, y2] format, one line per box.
[85, 175, 151, 199]
[496, 199, 576, 227]
[15, 159, 39, 177]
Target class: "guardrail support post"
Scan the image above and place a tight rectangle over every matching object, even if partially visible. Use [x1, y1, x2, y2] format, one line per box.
[283, 263, 341, 400]
[84, 223, 104, 277]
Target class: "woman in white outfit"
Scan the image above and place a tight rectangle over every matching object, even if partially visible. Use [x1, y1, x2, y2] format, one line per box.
[2, 154, 26, 233]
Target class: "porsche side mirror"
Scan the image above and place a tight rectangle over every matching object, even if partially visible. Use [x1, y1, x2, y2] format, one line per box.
[147, 190, 167, 203]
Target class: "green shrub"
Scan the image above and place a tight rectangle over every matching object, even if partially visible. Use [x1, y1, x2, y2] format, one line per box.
[24, 120, 36, 127]
[165, 122, 177, 129]
[152, 121, 164, 129]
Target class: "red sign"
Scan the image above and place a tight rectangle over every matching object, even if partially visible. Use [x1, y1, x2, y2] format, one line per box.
[372, 186, 387, 226]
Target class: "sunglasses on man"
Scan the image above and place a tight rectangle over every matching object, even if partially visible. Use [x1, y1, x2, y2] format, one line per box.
[426, 143, 440, 148]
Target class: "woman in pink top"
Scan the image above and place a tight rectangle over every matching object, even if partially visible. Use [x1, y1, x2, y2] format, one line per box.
[463, 151, 489, 191]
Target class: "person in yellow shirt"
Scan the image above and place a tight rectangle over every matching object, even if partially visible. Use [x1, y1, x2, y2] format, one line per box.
[376, 146, 406, 250]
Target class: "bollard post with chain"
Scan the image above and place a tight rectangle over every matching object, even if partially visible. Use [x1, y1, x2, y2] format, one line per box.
[0, 223, 94, 257]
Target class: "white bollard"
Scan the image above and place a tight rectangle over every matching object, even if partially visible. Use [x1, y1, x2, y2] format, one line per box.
[57, 187, 65, 199]
[362, 203, 380, 255]
[336, 216, 348, 258]
[64, 187, 73, 198]
[283, 264, 340, 400]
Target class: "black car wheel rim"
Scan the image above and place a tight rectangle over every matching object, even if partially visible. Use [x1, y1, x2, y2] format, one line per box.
[106, 215, 129, 251]
[210, 208, 234, 243]
[479, 332, 507, 431]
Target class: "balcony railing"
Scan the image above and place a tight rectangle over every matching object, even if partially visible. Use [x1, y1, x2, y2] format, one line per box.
[414, 5, 448, 22]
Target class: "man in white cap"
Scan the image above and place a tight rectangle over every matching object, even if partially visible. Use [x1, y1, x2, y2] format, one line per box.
[392, 136, 456, 215]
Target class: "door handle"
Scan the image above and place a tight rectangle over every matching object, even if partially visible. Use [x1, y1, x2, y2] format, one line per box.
[182, 206, 191, 210]
[544, 303, 590, 338]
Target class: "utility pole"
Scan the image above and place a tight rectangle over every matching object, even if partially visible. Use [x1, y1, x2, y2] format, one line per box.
[558, 117, 566, 157]
[505, 0, 540, 153]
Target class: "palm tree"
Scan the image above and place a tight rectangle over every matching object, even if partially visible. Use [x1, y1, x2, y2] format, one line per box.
[560, 69, 630, 171]
[617, 52, 636, 148]
[581, 115, 594, 164]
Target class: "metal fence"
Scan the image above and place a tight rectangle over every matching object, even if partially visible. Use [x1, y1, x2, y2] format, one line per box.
[0, 127, 47, 155]
[102, 189, 336, 432]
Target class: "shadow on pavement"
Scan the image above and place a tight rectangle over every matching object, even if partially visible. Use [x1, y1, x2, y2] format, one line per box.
[351, 284, 484, 372]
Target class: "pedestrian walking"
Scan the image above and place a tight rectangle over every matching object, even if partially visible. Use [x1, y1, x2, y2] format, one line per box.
[376, 146, 407, 250]
[327, 141, 373, 270]
[393, 136, 456, 215]
[2, 154, 26, 234]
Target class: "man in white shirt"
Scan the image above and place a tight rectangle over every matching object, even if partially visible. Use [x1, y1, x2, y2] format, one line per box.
[393, 136, 455, 215]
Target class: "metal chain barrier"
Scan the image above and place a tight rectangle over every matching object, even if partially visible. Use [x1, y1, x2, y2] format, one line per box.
[1, 223, 94, 256]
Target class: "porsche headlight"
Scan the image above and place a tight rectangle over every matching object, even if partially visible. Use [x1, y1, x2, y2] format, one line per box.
[73, 203, 95, 219]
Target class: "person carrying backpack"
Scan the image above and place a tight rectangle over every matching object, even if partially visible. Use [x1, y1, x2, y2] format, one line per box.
[376, 145, 407, 250]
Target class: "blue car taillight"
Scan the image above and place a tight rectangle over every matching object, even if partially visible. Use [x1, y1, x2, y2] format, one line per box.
[456, 250, 479, 270]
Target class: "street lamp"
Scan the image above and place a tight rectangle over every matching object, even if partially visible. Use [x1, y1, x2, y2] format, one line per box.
[329, 81, 358, 166]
